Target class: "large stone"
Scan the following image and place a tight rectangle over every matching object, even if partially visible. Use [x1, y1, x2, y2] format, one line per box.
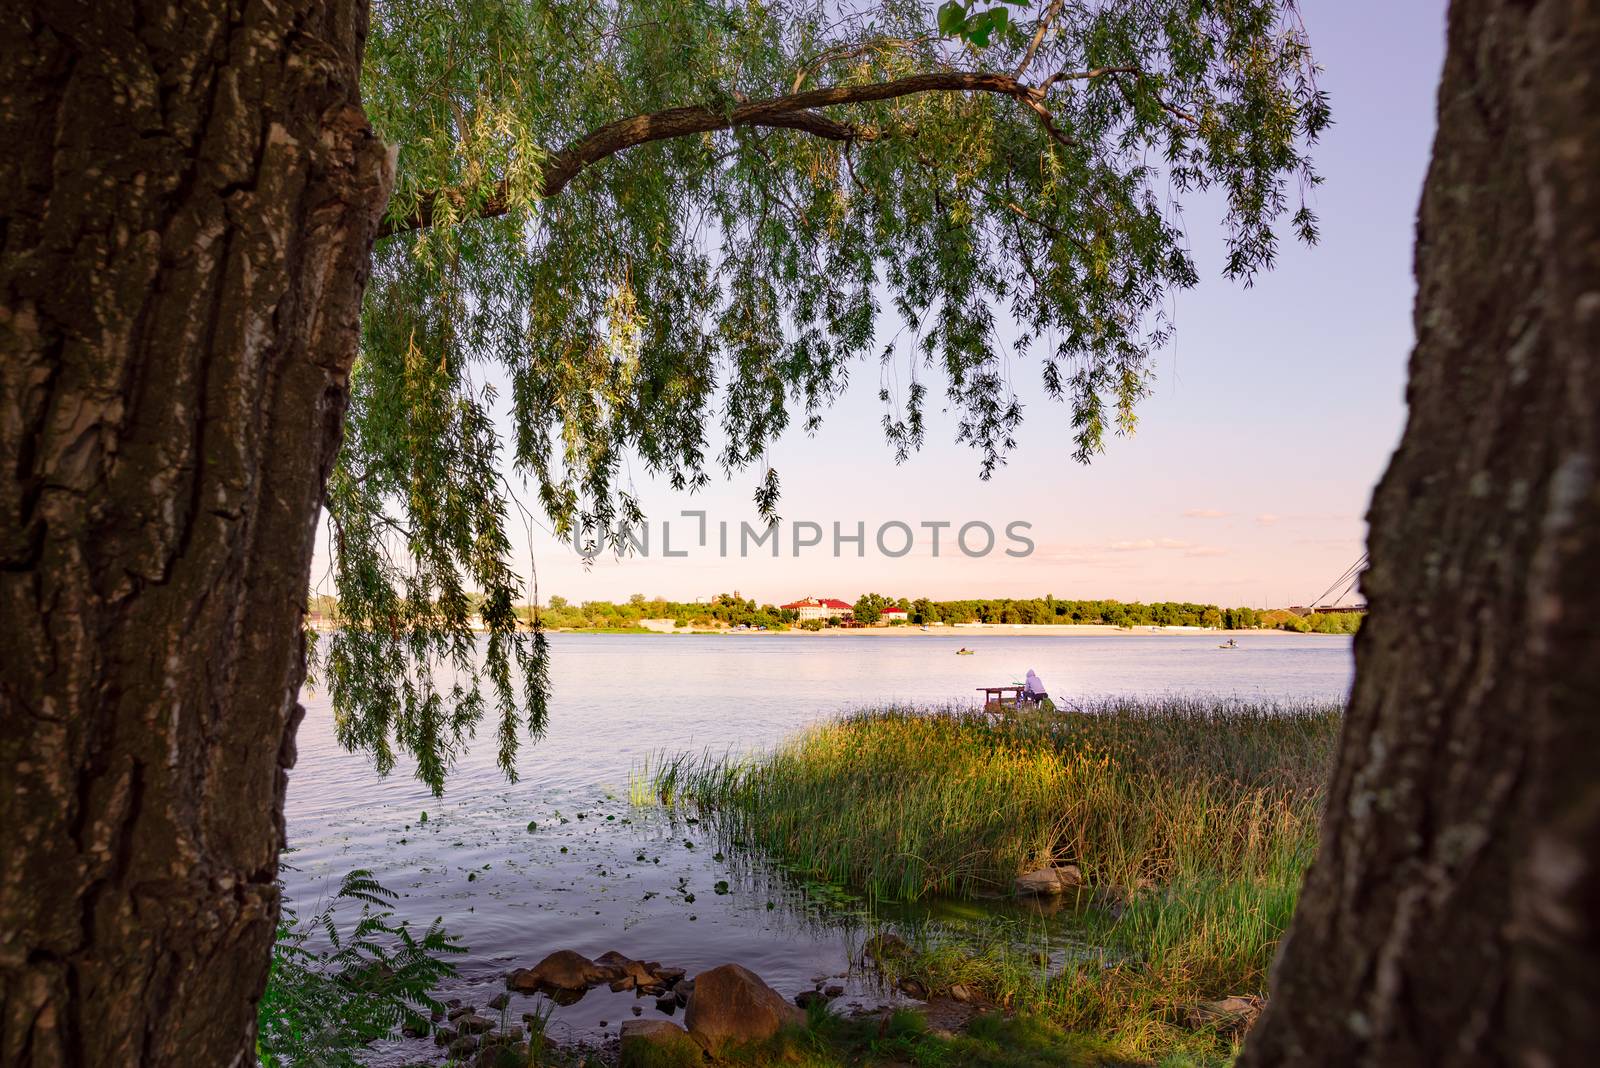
[794, 989, 827, 1010]
[1014, 864, 1084, 895]
[595, 950, 692, 998]
[594, 950, 637, 978]
[619, 1019, 702, 1068]
[683, 964, 804, 1049]
[507, 950, 611, 994]
[475, 1044, 531, 1068]
[895, 976, 928, 1000]
[1188, 995, 1263, 1033]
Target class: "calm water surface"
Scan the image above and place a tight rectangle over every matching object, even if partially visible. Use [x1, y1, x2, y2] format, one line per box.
[284, 631, 1351, 1060]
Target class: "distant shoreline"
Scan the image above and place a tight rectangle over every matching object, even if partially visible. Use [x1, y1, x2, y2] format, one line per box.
[304, 619, 1352, 638]
[550, 621, 1344, 637]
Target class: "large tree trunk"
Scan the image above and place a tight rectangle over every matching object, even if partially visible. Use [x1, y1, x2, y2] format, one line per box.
[0, 2, 390, 1064]
[1242, 1, 1598, 1065]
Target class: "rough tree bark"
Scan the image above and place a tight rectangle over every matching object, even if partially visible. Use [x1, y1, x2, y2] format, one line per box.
[0, 1, 390, 1064]
[1242, 1, 1598, 1065]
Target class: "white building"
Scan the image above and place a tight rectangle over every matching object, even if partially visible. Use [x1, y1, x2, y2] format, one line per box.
[781, 596, 853, 621]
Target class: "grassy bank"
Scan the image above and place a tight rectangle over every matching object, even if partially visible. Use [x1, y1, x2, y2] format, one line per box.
[638, 699, 1341, 1064]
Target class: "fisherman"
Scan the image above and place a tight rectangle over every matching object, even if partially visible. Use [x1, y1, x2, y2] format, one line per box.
[1023, 668, 1049, 705]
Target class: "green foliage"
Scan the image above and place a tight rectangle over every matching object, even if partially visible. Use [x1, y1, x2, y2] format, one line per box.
[472, 591, 1355, 632]
[907, 594, 1294, 629]
[870, 876, 1292, 1062]
[1255, 608, 1361, 633]
[330, 0, 1329, 790]
[852, 591, 896, 624]
[939, 1, 1030, 48]
[1305, 610, 1361, 634]
[527, 590, 792, 629]
[258, 870, 464, 1067]
[713, 1005, 1116, 1066]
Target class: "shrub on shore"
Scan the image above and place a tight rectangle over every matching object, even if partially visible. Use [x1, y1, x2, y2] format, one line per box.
[259, 870, 462, 1066]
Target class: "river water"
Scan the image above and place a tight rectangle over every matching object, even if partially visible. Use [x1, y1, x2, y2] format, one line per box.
[283, 631, 1352, 1060]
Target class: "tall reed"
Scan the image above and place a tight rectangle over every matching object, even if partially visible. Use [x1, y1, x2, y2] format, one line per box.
[640, 698, 1337, 900]
[637, 698, 1341, 1063]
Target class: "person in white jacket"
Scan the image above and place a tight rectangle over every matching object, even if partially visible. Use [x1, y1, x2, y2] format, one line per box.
[1023, 668, 1049, 705]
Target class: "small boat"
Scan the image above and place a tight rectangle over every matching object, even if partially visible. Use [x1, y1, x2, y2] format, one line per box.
[956, 648, 976, 655]
[1218, 639, 1239, 649]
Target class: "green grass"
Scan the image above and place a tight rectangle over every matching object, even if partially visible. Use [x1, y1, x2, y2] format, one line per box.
[772, 1006, 1117, 1067]
[639, 699, 1335, 898]
[636, 699, 1341, 1065]
[622, 1003, 1196, 1068]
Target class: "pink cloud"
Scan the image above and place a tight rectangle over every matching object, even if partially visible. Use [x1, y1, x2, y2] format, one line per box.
[1109, 537, 1192, 552]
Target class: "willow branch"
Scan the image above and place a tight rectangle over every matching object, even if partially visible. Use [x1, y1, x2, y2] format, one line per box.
[1015, 0, 1065, 80]
[1039, 65, 1202, 126]
[1037, 65, 1140, 93]
[790, 36, 928, 94]
[380, 70, 1097, 238]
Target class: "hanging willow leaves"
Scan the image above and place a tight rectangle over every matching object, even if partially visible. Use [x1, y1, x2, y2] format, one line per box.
[326, 0, 1329, 792]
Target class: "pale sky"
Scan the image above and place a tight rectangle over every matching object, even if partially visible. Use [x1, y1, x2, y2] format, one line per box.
[313, 1, 1449, 611]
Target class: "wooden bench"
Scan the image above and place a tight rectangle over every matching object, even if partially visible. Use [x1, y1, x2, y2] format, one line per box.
[977, 685, 1025, 713]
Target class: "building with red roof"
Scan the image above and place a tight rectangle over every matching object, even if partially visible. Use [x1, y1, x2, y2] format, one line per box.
[780, 596, 853, 622]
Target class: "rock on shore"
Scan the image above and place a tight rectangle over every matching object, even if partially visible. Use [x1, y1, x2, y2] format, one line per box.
[683, 963, 804, 1049]
[498, 951, 811, 1058]
[1013, 864, 1084, 895]
[507, 949, 613, 995]
[619, 1019, 701, 1067]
